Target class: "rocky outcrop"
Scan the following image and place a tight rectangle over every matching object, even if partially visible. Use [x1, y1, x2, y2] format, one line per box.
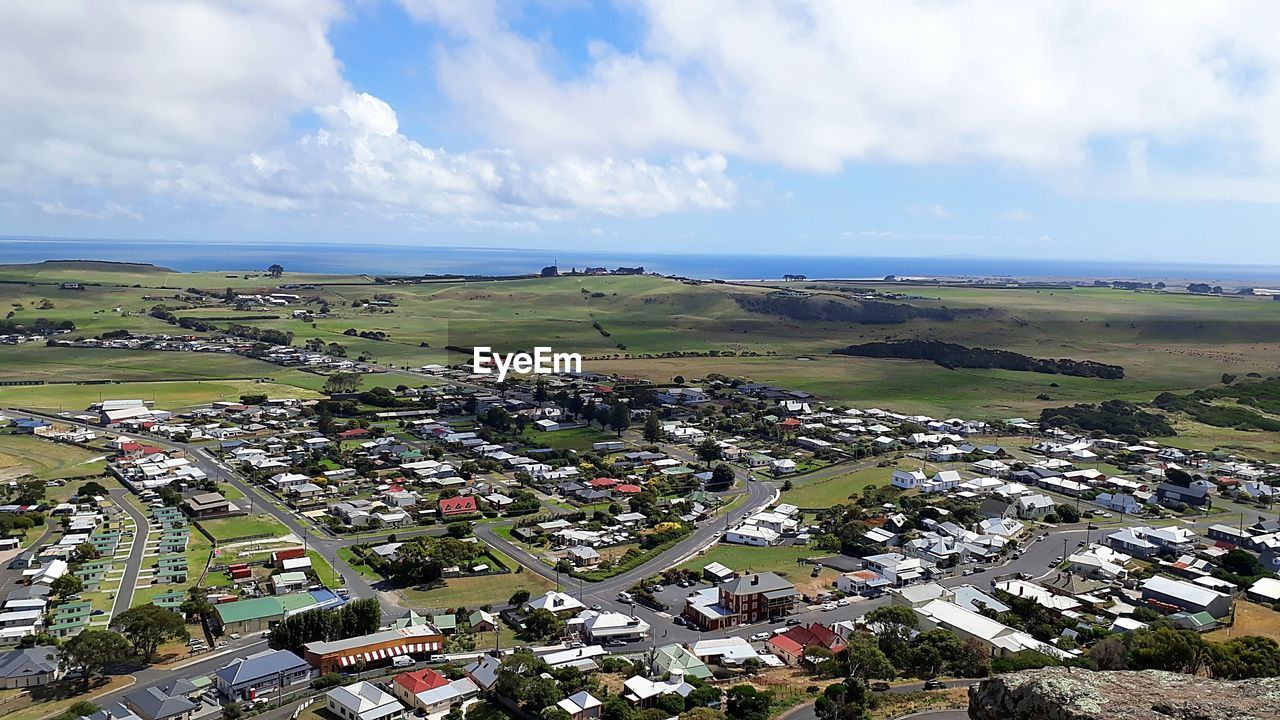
[968, 667, 1280, 720]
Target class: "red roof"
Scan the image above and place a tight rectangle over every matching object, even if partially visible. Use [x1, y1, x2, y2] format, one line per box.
[118, 442, 141, 452]
[140, 446, 164, 455]
[394, 668, 449, 694]
[767, 634, 804, 658]
[589, 477, 619, 488]
[339, 428, 370, 438]
[439, 496, 478, 516]
[779, 418, 802, 427]
[780, 623, 846, 653]
[614, 484, 642, 494]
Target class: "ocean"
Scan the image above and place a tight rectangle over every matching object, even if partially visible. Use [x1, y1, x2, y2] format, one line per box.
[2, 236, 1279, 283]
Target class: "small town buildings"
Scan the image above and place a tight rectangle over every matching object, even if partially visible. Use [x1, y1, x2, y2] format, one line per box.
[326, 681, 406, 720]
[0, 646, 61, 688]
[214, 649, 313, 701]
[124, 685, 199, 720]
[182, 492, 231, 518]
[1141, 575, 1232, 618]
[557, 691, 603, 720]
[304, 625, 444, 673]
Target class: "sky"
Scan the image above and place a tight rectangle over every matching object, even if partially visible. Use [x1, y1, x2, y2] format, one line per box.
[3, 0, 1280, 263]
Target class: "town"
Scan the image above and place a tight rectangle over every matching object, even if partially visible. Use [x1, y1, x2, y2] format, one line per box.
[2, 355, 1280, 720]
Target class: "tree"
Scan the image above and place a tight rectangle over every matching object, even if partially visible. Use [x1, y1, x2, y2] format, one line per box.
[609, 403, 631, 436]
[695, 439, 722, 463]
[267, 263, 284, 277]
[50, 574, 84, 599]
[1128, 626, 1206, 674]
[679, 709, 727, 720]
[508, 589, 531, 607]
[71, 542, 100, 563]
[839, 632, 896, 680]
[223, 703, 244, 720]
[52, 701, 101, 720]
[322, 372, 363, 395]
[865, 604, 918, 668]
[1088, 636, 1130, 670]
[240, 393, 268, 405]
[725, 686, 773, 720]
[1054, 503, 1080, 524]
[656, 692, 686, 716]
[540, 708, 571, 720]
[1222, 548, 1265, 578]
[110, 604, 188, 660]
[644, 413, 663, 443]
[1207, 635, 1280, 679]
[61, 629, 130, 690]
[814, 678, 870, 720]
[77, 480, 108, 498]
[522, 609, 565, 641]
[709, 464, 735, 490]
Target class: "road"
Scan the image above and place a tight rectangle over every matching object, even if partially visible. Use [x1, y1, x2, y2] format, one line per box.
[109, 487, 151, 616]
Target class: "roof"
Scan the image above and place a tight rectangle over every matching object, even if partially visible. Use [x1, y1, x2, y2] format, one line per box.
[215, 596, 286, 624]
[215, 649, 309, 687]
[722, 571, 794, 596]
[557, 691, 602, 715]
[326, 681, 403, 720]
[438, 496, 477, 514]
[1142, 575, 1229, 610]
[0, 647, 58, 679]
[394, 668, 449, 695]
[125, 685, 199, 720]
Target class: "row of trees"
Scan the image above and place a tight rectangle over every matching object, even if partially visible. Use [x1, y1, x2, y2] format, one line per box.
[267, 598, 381, 655]
[60, 605, 190, 690]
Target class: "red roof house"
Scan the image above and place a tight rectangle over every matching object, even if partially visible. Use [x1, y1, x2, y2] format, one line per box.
[589, 477, 619, 489]
[614, 484, 642, 494]
[438, 496, 478, 518]
[393, 668, 449, 696]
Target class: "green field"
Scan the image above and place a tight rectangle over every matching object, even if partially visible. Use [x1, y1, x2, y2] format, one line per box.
[3, 262, 1280, 456]
[0, 379, 319, 412]
[197, 514, 293, 543]
[396, 570, 554, 610]
[519, 425, 618, 452]
[780, 462, 921, 509]
[0, 433, 107, 481]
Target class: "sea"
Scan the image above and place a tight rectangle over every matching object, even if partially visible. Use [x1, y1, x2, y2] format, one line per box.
[3, 236, 1280, 283]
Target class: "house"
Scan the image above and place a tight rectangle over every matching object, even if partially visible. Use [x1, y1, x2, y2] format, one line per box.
[1157, 477, 1212, 508]
[466, 609, 495, 633]
[863, 553, 932, 586]
[568, 546, 602, 568]
[0, 646, 61, 688]
[1247, 577, 1280, 605]
[124, 685, 199, 720]
[1016, 494, 1055, 520]
[652, 643, 712, 680]
[214, 649, 313, 701]
[891, 470, 927, 490]
[437, 496, 478, 519]
[326, 681, 406, 720]
[622, 676, 694, 707]
[767, 623, 847, 665]
[391, 668, 449, 707]
[557, 691, 603, 720]
[575, 610, 650, 643]
[914, 600, 1067, 660]
[725, 525, 780, 546]
[716, 572, 797, 624]
[835, 570, 891, 596]
[410, 678, 479, 716]
[1141, 576, 1232, 618]
[702, 562, 736, 584]
[303, 625, 444, 674]
[463, 655, 500, 692]
[182, 492, 231, 518]
[524, 591, 586, 618]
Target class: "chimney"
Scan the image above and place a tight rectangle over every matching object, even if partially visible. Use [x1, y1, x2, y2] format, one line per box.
[751, 574, 759, 586]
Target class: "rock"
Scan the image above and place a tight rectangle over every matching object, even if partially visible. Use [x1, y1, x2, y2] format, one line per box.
[967, 667, 1280, 720]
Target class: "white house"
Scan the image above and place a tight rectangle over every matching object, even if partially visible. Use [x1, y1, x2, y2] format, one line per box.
[891, 470, 927, 490]
[326, 682, 405, 720]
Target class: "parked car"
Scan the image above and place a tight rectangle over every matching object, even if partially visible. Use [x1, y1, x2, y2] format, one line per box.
[673, 616, 686, 626]
[392, 655, 414, 668]
[923, 679, 947, 691]
[836, 598, 851, 607]
[750, 632, 771, 642]
[820, 602, 836, 611]
[786, 618, 803, 626]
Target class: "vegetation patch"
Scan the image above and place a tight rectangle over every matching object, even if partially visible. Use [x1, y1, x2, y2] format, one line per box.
[1039, 400, 1175, 437]
[834, 339, 1125, 379]
[734, 293, 988, 324]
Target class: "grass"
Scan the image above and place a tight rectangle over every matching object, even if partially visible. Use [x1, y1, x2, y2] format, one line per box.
[0, 379, 319, 412]
[519, 425, 618, 452]
[0, 673, 135, 720]
[217, 483, 245, 501]
[678, 544, 829, 594]
[337, 546, 382, 581]
[1206, 601, 1280, 643]
[779, 464, 905, 508]
[396, 570, 554, 610]
[197, 513, 292, 542]
[0, 433, 108, 481]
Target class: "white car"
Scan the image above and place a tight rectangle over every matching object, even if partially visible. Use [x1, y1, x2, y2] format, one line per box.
[820, 602, 836, 611]
[836, 598, 851, 607]
[750, 632, 771, 642]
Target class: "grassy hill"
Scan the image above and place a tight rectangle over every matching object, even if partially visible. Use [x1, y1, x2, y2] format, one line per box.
[1, 264, 1278, 447]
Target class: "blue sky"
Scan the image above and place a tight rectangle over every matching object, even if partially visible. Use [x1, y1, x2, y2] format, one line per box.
[3, 1, 1280, 263]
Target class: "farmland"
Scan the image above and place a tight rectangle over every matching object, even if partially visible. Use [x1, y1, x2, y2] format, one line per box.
[0, 433, 107, 481]
[2, 262, 1279, 450]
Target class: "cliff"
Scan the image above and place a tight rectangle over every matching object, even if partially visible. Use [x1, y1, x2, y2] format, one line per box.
[967, 667, 1280, 720]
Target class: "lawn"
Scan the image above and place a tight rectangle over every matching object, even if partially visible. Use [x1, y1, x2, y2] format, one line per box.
[1206, 601, 1280, 643]
[337, 546, 383, 581]
[197, 513, 292, 543]
[519, 425, 618, 453]
[678, 544, 829, 594]
[0, 379, 320, 412]
[780, 460, 921, 509]
[396, 570, 554, 611]
[0, 433, 108, 481]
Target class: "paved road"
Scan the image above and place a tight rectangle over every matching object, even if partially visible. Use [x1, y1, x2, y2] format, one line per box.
[109, 488, 151, 616]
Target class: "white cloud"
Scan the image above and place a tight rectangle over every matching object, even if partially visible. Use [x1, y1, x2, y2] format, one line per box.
[0, 1, 735, 227]
[420, 0, 1280, 197]
[908, 204, 951, 219]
